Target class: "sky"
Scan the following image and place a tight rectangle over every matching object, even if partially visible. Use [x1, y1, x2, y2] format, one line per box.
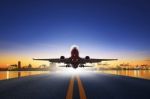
[0, 0, 150, 67]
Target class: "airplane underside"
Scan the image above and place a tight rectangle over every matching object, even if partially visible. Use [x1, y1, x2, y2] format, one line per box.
[65, 64, 93, 69]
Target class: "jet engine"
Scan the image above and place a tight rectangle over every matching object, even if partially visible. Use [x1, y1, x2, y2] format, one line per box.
[85, 56, 90, 59]
[60, 56, 65, 59]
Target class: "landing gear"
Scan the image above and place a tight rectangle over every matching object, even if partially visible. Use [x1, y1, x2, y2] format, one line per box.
[66, 65, 70, 67]
[79, 64, 84, 68]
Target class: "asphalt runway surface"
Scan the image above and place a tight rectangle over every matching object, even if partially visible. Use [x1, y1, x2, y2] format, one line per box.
[0, 72, 150, 99]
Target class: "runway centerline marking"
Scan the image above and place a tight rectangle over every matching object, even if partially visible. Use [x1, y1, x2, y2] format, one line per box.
[76, 76, 87, 99]
[66, 75, 87, 99]
[66, 76, 74, 99]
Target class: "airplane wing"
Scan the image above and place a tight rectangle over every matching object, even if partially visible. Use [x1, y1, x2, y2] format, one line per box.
[33, 58, 69, 63]
[82, 58, 118, 63]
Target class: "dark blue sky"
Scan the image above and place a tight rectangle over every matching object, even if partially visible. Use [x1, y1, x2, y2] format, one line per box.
[0, 0, 150, 60]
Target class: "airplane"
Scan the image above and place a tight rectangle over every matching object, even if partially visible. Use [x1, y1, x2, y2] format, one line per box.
[33, 46, 118, 69]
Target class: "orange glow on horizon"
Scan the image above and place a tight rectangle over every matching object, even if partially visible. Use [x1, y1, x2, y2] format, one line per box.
[0, 45, 149, 68]
[0, 55, 49, 68]
[0, 56, 150, 68]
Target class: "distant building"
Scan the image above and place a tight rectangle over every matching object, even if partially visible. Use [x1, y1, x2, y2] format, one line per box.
[28, 64, 32, 68]
[18, 61, 21, 69]
[8, 64, 17, 70]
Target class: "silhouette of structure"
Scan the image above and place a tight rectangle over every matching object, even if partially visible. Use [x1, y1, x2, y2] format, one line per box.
[18, 61, 21, 70]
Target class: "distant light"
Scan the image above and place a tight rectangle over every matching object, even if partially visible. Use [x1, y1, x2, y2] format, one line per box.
[6, 71, 9, 79]
[6, 64, 10, 66]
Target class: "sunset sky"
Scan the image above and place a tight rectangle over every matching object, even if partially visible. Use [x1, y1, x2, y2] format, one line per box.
[0, 0, 150, 67]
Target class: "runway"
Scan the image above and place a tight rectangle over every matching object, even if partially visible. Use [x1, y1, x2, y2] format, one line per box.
[0, 72, 150, 99]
